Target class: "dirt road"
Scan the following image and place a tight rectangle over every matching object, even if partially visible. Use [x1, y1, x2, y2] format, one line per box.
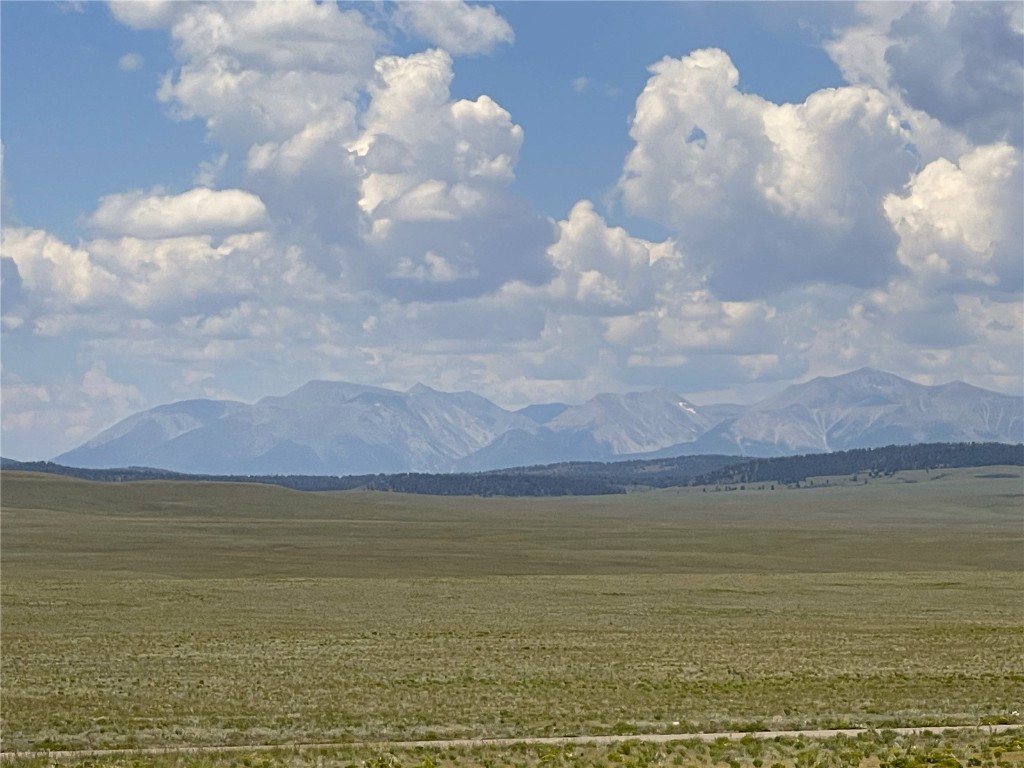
[2, 723, 1020, 762]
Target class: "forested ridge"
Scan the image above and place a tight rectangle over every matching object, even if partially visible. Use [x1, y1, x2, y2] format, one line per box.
[2, 442, 1020, 496]
[687, 441, 1023, 487]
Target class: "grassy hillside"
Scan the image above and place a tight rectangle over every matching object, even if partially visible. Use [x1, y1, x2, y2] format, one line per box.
[2, 468, 1022, 762]
[2, 466, 1022, 578]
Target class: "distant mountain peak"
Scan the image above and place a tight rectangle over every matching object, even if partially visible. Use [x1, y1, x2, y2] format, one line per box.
[699, 369, 1022, 456]
[798, 367, 905, 390]
[53, 370, 1023, 474]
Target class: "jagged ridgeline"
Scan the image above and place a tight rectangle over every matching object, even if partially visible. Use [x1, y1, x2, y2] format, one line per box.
[3, 442, 1021, 497]
[46, 369, 1024, 476]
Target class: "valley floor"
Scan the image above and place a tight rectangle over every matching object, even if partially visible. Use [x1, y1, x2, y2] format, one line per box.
[1, 467, 1022, 765]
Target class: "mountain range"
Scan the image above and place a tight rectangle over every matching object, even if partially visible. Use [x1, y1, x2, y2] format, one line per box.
[54, 368, 1023, 475]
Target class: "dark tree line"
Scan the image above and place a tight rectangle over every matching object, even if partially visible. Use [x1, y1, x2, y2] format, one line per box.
[3, 442, 1020, 497]
[686, 442, 1024, 487]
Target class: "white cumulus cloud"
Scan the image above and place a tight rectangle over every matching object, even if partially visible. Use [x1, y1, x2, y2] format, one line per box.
[107, 0, 179, 29]
[123, 3, 551, 303]
[397, 2, 513, 56]
[155, 2, 379, 146]
[1, 227, 117, 308]
[88, 187, 268, 239]
[826, 2, 1023, 149]
[544, 200, 676, 315]
[619, 48, 914, 299]
[349, 48, 553, 300]
[884, 142, 1023, 292]
[3, 1, 1021, 460]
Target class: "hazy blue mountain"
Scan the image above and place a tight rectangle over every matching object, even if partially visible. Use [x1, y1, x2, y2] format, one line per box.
[545, 389, 712, 454]
[51, 399, 250, 472]
[515, 403, 570, 424]
[689, 368, 1023, 456]
[460, 389, 720, 469]
[454, 427, 608, 472]
[56, 381, 539, 475]
[54, 369, 1023, 474]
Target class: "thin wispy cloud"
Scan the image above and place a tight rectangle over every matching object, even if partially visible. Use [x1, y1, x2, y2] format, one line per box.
[117, 52, 143, 71]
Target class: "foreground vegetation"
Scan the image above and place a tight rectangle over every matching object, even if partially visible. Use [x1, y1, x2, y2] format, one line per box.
[2, 467, 1022, 764]
[5, 729, 1024, 767]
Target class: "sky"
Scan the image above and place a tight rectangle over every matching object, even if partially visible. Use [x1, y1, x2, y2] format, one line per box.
[1, 1, 1022, 461]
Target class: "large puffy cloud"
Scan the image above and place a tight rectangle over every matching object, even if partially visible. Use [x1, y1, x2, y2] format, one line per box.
[3, 183, 276, 331]
[615, 33, 1022, 398]
[827, 2, 1023, 150]
[350, 49, 554, 299]
[819, 139, 1024, 386]
[619, 48, 914, 299]
[111, 3, 381, 286]
[886, 4, 1023, 146]
[884, 142, 1022, 292]
[543, 200, 678, 315]
[85, 231, 274, 313]
[2, 219, 281, 329]
[354, 50, 523, 208]
[2, 0, 555, 457]
[4, 1, 544, 337]
[482, 202, 792, 399]
[88, 187, 268, 239]
[3, 1, 1022, 460]
[1, 228, 117, 309]
[619, 49, 771, 225]
[153, 2, 379, 146]
[782, 139, 1024, 396]
[138, 2, 552, 300]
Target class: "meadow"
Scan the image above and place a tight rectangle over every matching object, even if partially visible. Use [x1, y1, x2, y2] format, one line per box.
[1, 467, 1022, 766]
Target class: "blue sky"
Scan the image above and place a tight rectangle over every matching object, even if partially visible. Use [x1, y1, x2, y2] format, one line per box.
[1, 1, 1022, 459]
[2, 2, 850, 240]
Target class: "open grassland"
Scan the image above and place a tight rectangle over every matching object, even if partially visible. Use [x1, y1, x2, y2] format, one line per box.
[1, 468, 1022, 764]
[3, 467, 1022, 579]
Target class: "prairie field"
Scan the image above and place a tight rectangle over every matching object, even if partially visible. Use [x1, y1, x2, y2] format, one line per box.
[1, 467, 1022, 766]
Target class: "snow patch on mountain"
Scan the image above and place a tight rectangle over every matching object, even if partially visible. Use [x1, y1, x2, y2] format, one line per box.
[546, 389, 712, 454]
